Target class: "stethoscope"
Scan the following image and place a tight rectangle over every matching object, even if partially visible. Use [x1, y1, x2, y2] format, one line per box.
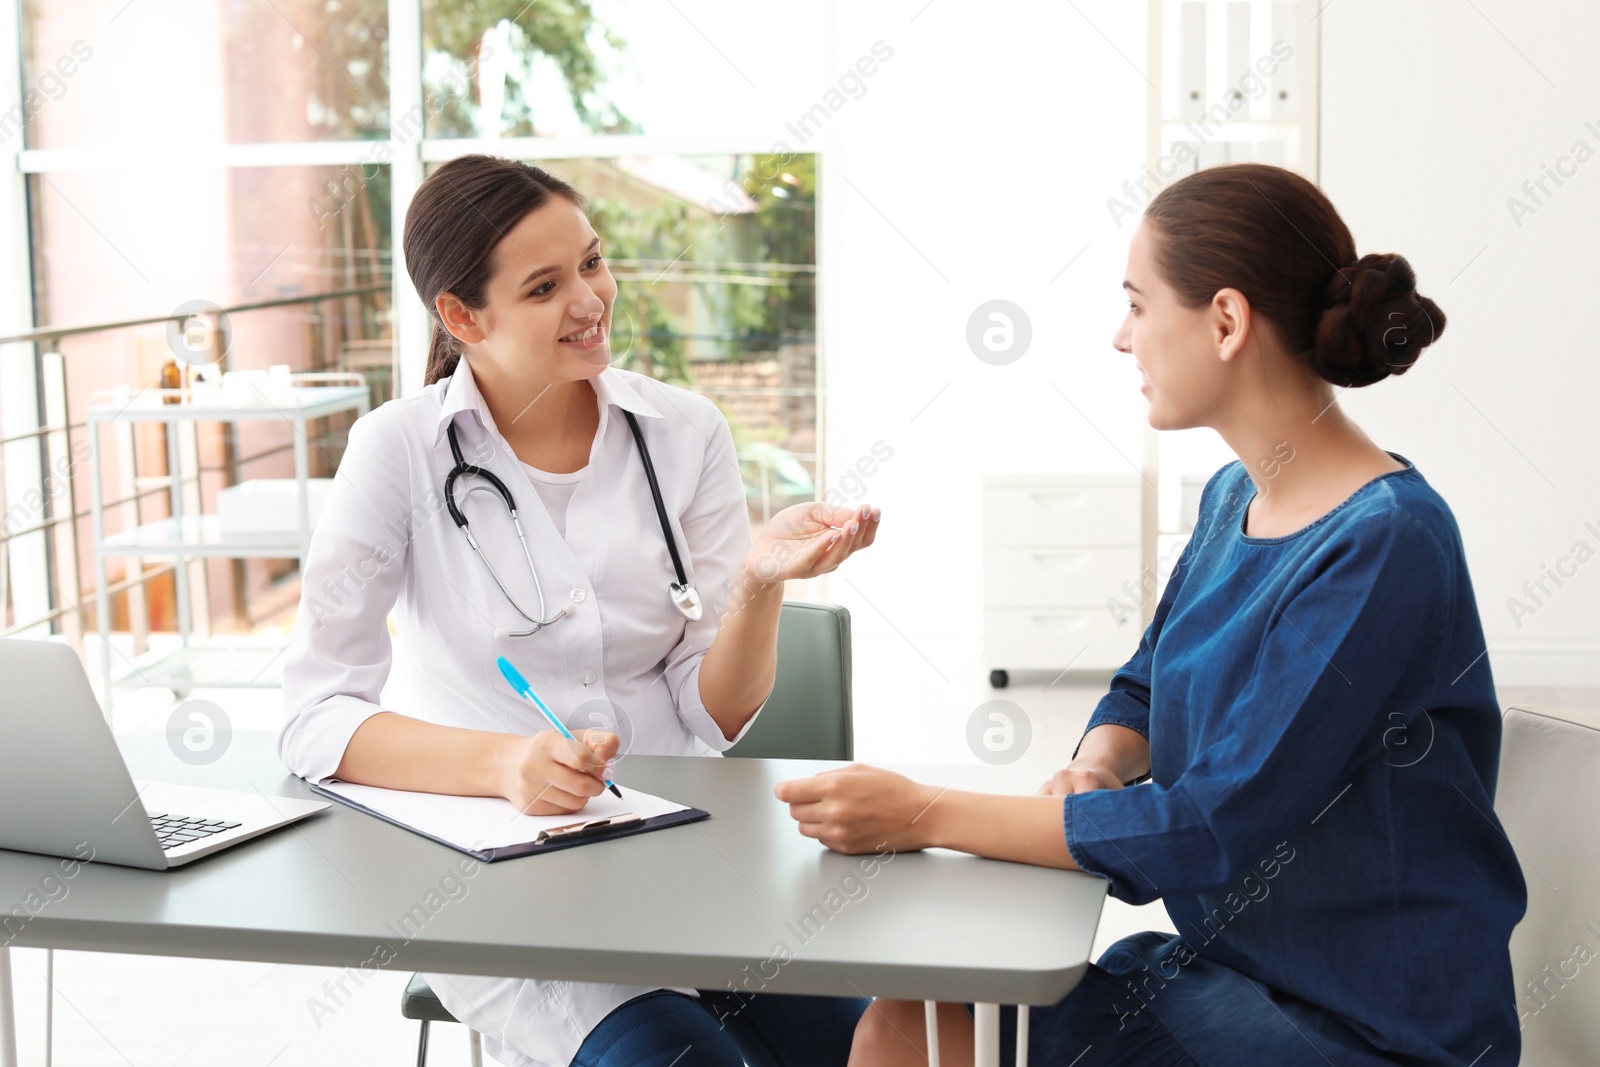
[443, 409, 703, 638]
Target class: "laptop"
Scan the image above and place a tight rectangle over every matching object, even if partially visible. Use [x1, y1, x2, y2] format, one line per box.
[0, 639, 328, 870]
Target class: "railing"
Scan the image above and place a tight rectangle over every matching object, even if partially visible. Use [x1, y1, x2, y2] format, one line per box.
[0, 284, 391, 652]
[1, 281, 820, 662]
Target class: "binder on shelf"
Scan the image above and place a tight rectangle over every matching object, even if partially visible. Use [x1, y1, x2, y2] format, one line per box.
[1177, 2, 1207, 121]
[1268, 0, 1298, 122]
[1225, 2, 1252, 115]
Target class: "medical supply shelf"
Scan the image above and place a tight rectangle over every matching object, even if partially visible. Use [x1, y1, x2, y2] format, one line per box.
[106, 636, 295, 692]
[102, 515, 306, 557]
[87, 380, 369, 711]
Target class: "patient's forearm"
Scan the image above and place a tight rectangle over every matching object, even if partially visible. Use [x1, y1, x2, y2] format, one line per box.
[1074, 723, 1151, 783]
[920, 789, 1079, 870]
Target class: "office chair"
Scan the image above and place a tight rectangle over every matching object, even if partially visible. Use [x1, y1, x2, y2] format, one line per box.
[399, 601, 854, 1064]
[1494, 704, 1600, 1066]
[725, 600, 853, 761]
[400, 972, 481, 1067]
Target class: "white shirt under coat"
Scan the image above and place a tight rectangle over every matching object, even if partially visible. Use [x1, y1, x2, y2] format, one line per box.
[278, 357, 762, 1067]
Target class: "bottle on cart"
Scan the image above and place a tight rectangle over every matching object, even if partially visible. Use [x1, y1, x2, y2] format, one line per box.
[160, 356, 183, 404]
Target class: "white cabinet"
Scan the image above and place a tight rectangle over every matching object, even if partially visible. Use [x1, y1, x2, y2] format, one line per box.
[982, 473, 1144, 686]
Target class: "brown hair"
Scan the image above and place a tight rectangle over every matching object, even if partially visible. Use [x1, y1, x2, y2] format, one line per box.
[402, 155, 586, 386]
[1142, 163, 1445, 387]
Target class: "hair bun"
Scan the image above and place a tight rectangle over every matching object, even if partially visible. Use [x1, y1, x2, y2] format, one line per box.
[1312, 253, 1446, 387]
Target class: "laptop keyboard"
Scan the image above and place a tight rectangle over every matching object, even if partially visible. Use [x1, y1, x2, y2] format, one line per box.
[147, 812, 242, 851]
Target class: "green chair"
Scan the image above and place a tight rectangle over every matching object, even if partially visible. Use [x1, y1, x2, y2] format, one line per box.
[401, 972, 481, 1067]
[399, 601, 854, 1063]
[725, 600, 853, 762]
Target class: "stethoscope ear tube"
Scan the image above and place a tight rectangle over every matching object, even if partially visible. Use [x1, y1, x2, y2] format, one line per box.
[622, 411, 691, 591]
[446, 423, 518, 526]
[623, 411, 704, 622]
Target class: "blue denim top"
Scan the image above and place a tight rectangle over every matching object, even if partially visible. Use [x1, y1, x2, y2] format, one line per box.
[1063, 452, 1527, 1065]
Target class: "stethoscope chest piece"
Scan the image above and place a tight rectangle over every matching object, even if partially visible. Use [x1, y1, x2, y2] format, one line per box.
[671, 582, 703, 622]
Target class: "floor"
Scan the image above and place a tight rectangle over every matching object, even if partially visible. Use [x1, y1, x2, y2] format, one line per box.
[7, 632, 1595, 1066]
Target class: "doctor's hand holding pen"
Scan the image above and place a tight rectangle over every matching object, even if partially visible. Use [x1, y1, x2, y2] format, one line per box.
[498, 727, 621, 816]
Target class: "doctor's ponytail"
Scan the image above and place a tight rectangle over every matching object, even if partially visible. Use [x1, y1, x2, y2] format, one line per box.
[404, 155, 586, 386]
[425, 319, 461, 385]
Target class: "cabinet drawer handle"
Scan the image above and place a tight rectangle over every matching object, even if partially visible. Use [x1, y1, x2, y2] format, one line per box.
[1029, 613, 1092, 637]
[1026, 491, 1092, 514]
[1028, 552, 1093, 574]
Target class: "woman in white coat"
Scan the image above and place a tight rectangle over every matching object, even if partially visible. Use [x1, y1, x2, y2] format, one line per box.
[279, 154, 880, 1067]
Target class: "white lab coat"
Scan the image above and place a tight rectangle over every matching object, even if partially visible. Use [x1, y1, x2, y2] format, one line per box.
[278, 357, 762, 1067]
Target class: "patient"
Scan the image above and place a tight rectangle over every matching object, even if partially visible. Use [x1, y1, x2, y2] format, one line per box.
[776, 163, 1527, 1066]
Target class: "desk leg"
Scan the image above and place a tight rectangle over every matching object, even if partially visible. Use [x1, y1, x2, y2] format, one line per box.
[923, 1001, 940, 1067]
[0, 945, 17, 1067]
[1015, 1005, 1029, 1067]
[973, 1002, 1000, 1067]
[43, 949, 52, 1067]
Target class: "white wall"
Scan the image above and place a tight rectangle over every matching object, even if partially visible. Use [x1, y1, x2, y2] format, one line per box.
[814, 1, 1151, 757]
[1321, 0, 1600, 686]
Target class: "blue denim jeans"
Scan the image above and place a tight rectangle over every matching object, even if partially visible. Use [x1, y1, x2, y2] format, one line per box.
[973, 931, 1405, 1066]
[570, 988, 867, 1067]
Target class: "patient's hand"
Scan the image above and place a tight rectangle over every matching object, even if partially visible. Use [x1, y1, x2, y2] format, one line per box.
[1035, 760, 1125, 797]
[774, 764, 936, 855]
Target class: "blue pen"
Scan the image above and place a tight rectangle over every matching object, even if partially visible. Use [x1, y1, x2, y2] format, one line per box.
[497, 656, 623, 798]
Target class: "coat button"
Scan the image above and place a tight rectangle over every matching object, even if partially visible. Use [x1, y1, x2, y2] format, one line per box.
[580, 668, 596, 687]
[570, 588, 587, 603]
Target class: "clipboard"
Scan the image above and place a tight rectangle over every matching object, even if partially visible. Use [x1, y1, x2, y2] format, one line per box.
[310, 781, 710, 863]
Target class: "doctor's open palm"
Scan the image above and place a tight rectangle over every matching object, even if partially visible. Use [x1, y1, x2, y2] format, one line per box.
[500, 728, 621, 815]
[746, 501, 881, 584]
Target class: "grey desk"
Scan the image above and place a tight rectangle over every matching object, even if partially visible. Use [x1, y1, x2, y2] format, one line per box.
[0, 735, 1108, 1066]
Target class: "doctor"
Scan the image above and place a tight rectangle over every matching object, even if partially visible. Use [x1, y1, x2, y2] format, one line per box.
[279, 154, 879, 1067]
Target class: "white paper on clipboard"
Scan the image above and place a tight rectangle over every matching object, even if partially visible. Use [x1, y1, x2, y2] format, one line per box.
[314, 778, 691, 852]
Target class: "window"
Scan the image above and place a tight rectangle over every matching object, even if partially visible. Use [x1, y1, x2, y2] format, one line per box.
[4, 1, 822, 644]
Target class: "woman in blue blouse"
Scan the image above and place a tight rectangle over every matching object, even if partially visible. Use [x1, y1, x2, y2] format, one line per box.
[776, 163, 1527, 1066]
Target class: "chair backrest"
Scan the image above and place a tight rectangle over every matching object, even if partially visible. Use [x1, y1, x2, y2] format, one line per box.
[1495, 704, 1600, 1065]
[724, 601, 853, 761]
